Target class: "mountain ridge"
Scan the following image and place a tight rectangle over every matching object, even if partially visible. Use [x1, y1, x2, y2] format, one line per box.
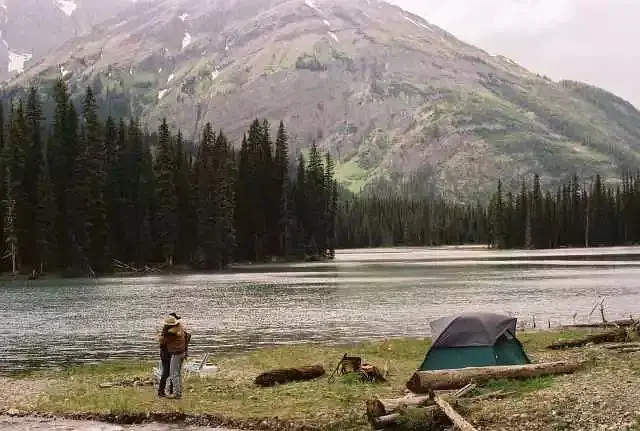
[4, 0, 640, 200]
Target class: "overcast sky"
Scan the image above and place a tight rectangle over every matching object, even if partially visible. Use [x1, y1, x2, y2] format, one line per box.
[389, 0, 640, 107]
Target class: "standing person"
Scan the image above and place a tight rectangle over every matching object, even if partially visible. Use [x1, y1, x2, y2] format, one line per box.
[160, 314, 191, 399]
[157, 313, 180, 397]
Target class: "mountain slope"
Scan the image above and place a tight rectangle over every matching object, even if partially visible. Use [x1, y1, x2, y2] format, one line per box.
[4, 0, 640, 199]
[0, 0, 136, 79]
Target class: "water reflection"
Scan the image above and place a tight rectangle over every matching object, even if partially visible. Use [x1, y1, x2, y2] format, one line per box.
[2, 246, 640, 373]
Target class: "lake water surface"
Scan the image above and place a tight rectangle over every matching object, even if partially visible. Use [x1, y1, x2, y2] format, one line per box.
[2, 245, 640, 373]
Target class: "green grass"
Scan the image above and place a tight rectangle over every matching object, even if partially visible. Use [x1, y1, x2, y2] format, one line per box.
[20, 329, 597, 429]
[335, 158, 371, 193]
[471, 375, 554, 398]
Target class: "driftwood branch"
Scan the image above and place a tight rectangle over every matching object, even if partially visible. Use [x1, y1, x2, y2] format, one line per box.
[406, 361, 583, 393]
[605, 342, 640, 350]
[429, 389, 478, 431]
[562, 319, 637, 329]
[547, 329, 627, 349]
[367, 383, 477, 428]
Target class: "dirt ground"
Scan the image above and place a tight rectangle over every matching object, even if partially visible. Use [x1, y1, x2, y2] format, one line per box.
[0, 416, 239, 431]
[469, 345, 640, 431]
[2, 338, 640, 430]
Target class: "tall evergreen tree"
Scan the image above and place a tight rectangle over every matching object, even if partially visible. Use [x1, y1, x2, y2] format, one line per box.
[324, 153, 337, 258]
[173, 129, 193, 265]
[274, 120, 290, 256]
[211, 130, 236, 268]
[48, 80, 78, 270]
[193, 122, 215, 267]
[23, 84, 44, 267]
[5, 101, 28, 271]
[153, 118, 177, 265]
[306, 142, 325, 255]
[35, 157, 56, 273]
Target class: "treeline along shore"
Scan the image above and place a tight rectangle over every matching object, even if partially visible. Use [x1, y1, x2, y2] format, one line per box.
[0, 80, 639, 276]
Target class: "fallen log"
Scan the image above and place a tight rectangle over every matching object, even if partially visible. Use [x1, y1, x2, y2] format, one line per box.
[366, 383, 476, 420]
[614, 347, 640, 354]
[547, 329, 627, 349]
[254, 365, 325, 387]
[406, 361, 583, 393]
[366, 394, 432, 419]
[604, 342, 640, 350]
[430, 390, 478, 431]
[562, 319, 636, 329]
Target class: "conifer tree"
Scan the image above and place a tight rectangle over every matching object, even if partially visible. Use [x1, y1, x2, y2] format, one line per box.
[6, 101, 28, 270]
[234, 133, 252, 261]
[306, 142, 325, 255]
[274, 120, 290, 256]
[23, 84, 44, 267]
[48, 80, 78, 270]
[104, 116, 121, 258]
[0, 102, 5, 271]
[173, 129, 193, 265]
[3, 166, 17, 274]
[78, 86, 109, 273]
[211, 130, 236, 268]
[35, 157, 56, 273]
[153, 118, 177, 265]
[193, 122, 215, 267]
[292, 153, 308, 257]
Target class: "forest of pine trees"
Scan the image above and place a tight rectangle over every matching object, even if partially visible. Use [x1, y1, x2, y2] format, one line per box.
[486, 173, 640, 249]
[338, 173, 640, 250]
[0, 80, 338, 276]
[1, 80, 638, 276]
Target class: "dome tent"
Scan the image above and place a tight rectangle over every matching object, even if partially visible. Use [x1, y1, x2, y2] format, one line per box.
[419, 311, 531, 371]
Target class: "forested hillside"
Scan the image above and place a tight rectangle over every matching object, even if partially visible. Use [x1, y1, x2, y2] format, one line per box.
[2, 79, 640, 277]
[337, 173, 640, 251]
[0, 80, 338, 276]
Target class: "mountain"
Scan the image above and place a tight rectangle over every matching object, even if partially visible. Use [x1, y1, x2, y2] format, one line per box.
[0, 0, 136, 79]
[4, 0, 640, 200]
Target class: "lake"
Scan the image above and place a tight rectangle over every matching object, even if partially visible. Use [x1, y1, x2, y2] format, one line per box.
[2, 245, 640, 374]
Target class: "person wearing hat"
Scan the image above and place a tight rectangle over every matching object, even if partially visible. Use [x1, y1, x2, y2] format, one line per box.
[158, 313, 191, 399]
[157, 313, 180, 397]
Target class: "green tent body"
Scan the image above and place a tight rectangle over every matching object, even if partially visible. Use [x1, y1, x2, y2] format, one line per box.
[419, 312, 531, 371]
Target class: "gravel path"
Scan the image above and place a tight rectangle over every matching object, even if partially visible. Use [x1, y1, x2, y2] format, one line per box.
[0, 416, 239, 430]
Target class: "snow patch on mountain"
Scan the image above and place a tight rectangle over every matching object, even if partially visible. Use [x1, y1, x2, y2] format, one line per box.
[54, 0, 77, 17]
[211, 69, 219, 81]
[304, 0, 322, 14]
[323, 19, 330, 27]
[59, 65, 71, 78]
[8, 50, 32, 73]
[158, 89, 169, 100]
[178, 13, 188, 22]
[404, 16, 433, 32]
[167, 73, 175, 83]
[182, 32, 192, 50]
[1, 39, 7, 48]
[328, 31, 338, 42]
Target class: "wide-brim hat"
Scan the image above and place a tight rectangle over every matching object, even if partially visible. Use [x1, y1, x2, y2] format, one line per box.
[163, 316, 180, 327]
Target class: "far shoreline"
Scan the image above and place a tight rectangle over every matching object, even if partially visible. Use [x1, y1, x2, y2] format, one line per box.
[3, 243, 640, 282]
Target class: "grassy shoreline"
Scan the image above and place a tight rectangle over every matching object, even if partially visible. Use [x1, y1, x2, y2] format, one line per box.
[5, 327, 629, 430]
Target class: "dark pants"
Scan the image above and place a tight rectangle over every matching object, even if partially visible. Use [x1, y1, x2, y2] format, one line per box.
[158, 357, 173, 395]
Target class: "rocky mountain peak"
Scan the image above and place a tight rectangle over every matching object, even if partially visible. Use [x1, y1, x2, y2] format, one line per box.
[4, 0, 640, 200]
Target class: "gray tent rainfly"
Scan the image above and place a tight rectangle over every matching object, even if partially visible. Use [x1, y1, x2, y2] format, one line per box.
[419, 311, 531, 370]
